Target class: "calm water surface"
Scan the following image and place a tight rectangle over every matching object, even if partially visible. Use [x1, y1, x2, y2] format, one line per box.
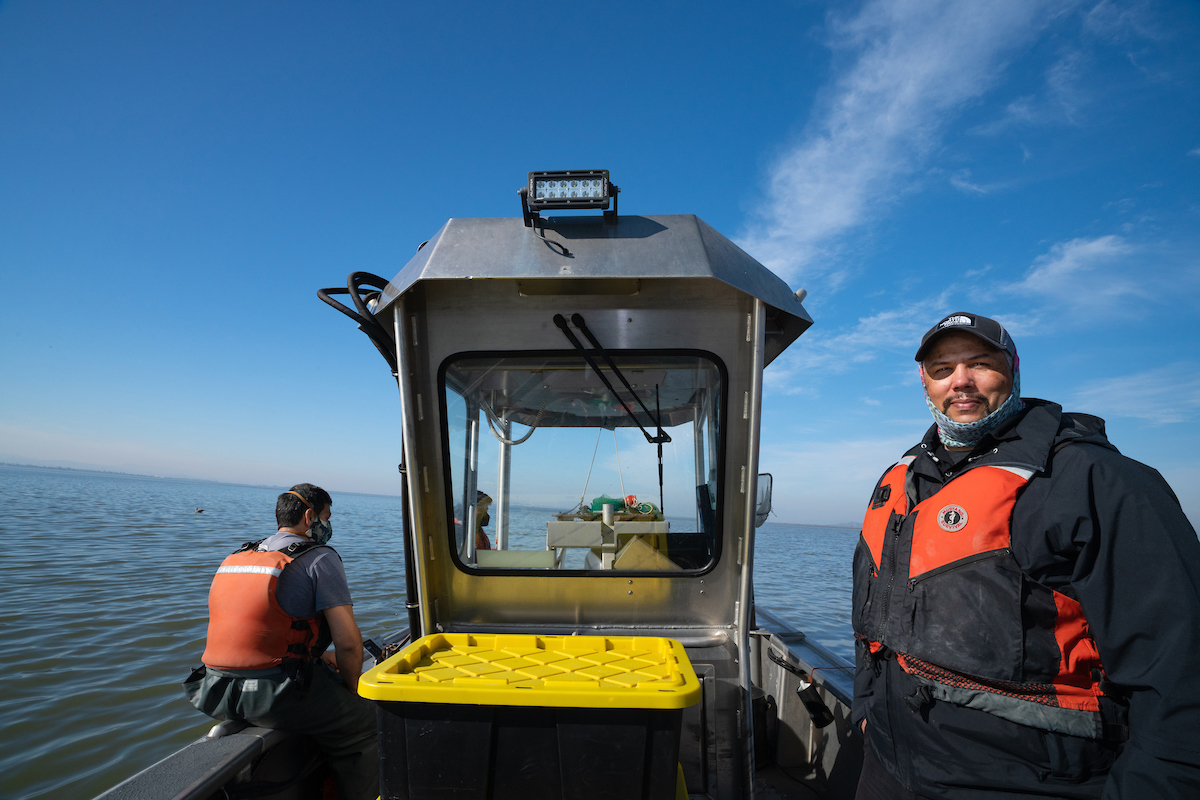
[0, 464, 857, 800]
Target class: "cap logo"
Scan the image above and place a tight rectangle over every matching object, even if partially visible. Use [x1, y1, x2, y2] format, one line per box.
[937, 504, 968, 532]
[938, 314, 974, 330]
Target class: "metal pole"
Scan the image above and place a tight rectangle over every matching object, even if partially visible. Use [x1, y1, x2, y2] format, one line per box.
[707, 390, 718, 491]
[738, 301, 767, 795]
[464, 403, 479, 561]
[693, 405, 705, 532]
[497, 416, 512, 550]
[393, 304, 428, 637]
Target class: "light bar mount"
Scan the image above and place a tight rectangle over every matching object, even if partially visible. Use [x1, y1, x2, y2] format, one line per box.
[519, 170, 620, 228]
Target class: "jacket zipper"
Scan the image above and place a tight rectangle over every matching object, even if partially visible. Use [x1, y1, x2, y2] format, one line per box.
[905, 548, 1012, 591]
[877, 513, 904, 634]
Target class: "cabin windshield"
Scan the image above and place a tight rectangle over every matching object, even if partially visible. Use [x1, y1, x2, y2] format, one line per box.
[440, 351, 724, 573]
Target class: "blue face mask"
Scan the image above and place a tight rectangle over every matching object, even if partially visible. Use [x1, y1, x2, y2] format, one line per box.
[309, 516, 333, 546]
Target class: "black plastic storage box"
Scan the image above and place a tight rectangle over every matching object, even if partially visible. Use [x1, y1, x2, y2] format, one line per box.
[357, 633, 702, 800]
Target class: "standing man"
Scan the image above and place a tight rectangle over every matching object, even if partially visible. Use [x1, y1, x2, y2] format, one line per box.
[853, 312, 1200, 798]
[185, 483, 379, 800]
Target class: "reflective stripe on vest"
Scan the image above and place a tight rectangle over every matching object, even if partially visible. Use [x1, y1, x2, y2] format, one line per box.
[216, 565, 283, 576]
[857, 459, 1111, 737]
[201, 547, 322, 671]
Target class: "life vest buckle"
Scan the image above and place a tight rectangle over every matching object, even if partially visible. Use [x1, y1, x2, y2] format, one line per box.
[870, 484, 892, 510]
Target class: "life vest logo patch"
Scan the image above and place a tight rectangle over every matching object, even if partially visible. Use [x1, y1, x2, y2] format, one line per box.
[938, 504, 968, 532]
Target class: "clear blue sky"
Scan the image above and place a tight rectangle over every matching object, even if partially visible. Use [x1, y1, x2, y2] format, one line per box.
[2, 0, 1197, 526]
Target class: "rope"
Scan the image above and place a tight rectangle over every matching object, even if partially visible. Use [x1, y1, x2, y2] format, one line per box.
[614, 429, 627, 505]
[577, 428, 604, 510]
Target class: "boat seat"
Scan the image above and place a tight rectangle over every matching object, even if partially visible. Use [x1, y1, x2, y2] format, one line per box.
[475, 549, 558, 568]
[94, 723, 290, 800]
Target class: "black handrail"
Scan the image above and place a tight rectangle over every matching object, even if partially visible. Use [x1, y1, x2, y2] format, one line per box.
[317, 272, 397, 374]
[318, 272, 419, 637]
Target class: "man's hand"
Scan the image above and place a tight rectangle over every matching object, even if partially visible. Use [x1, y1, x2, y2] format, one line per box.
[321, 650, 339, 671]
[323, 604, 364, 692]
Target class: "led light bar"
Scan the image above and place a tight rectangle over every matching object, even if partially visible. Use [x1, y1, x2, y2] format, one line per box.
[526, 170, 611, 210]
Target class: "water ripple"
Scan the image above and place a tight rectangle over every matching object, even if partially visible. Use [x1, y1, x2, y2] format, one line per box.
[0, 464, 854, 800]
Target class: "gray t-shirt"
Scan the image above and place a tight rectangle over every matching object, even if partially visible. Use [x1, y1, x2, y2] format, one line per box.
[258, 532, 353, 619]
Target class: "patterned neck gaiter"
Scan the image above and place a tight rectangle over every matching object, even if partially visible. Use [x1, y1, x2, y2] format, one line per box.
[924, 366, 1024, 449]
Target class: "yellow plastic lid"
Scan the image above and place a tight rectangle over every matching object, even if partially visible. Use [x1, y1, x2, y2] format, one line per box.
[358, 633, 701, 709]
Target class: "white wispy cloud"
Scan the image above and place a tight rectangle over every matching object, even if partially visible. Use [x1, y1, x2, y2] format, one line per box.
[1044, 49, 1085, 121]
[973, 0, 1177, 138]
[972, 48, 1086, 135]
[949, 169, 1014, 195]
[1083, 0, 1168, 43]
[766, 229, 1181, 388]
[1002, 234, 1147, 308]
[739, 0, 1068, 285]
[1073, 365, 1200, 423]
[764, 305, 932, 392]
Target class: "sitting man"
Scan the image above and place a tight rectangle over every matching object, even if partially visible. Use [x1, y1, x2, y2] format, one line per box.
[474, 491, 493, 551]
[853, 312, 1200, 798]
[185, 483, 378, 800]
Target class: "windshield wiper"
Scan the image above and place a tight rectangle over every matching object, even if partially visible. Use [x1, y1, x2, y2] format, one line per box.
[552, 314, 670, 445]
[554, 313, 671, 515]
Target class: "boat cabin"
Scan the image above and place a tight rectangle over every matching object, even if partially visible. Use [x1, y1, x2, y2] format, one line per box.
[326, 174, 859, 799]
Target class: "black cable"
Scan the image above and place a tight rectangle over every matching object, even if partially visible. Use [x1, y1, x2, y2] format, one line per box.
[317, 272, 397, 374]
[532, 222, 570, 256]
[766, 646, 806, 678]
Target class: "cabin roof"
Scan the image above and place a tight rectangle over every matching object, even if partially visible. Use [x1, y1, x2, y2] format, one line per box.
[376, 214, 812, 365]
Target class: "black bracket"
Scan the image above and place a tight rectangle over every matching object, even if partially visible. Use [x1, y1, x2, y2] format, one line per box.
[519, 184, 620, 228]
[519, 186, 539, 228]
[603, 184, 620, 225]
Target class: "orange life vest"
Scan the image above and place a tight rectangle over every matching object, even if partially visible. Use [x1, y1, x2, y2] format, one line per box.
[856, 457, 1112, 738]
[201, 541, 324, 671]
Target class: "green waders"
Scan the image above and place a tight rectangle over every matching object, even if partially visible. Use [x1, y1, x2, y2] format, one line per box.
[185, 661, 379, 800]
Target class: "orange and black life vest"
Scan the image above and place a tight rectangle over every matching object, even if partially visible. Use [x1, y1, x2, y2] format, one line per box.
[201, 540, 325, 671]
[855, 456, 1114, 739]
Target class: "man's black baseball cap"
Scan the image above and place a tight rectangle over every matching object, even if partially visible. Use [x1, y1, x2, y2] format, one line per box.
[914, 312, 1017, 363]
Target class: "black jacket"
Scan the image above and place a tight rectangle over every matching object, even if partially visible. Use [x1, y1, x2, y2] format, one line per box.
[852, 400, 1200, 799]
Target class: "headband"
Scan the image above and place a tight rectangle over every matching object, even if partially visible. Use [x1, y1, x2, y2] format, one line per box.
[287, 490, 314, 510]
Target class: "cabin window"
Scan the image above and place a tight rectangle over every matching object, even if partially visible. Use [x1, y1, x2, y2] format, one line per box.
[440, 351, 725, 573]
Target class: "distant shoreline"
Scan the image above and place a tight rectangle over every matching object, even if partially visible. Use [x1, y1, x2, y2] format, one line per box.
[0, 462, 861, 527]
[0, 462, 401, 501]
